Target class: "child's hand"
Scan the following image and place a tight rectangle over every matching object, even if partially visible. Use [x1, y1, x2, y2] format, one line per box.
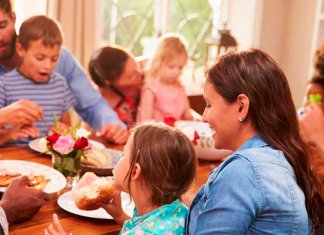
[99, 190, 130, 225]
[0, 125, 40, 143]
[0, 99, 43, 127]
[99, 124, 128, 144]
[12, 125, 40, 139]
[44, 214, 72, 235]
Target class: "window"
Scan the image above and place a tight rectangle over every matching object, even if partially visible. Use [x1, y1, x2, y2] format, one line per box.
[100, 0, 213, 67]
[14, 0, 47, 32]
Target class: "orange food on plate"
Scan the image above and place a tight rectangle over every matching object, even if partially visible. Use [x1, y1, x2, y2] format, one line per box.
[0, 170, 50, 190]
[28, 174, 51, 190]
[0, 174, 21, 186]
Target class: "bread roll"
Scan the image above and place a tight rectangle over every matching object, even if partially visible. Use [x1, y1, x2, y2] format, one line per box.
[81, 149, 111, 167]
[72, 172, 115, 210]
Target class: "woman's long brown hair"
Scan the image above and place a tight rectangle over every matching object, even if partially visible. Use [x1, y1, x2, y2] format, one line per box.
[207, 48, 324, 228]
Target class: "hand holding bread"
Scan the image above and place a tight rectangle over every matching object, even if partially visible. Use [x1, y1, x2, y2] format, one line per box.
[98, 190, 130, 225]
[72, 172, 115, 210]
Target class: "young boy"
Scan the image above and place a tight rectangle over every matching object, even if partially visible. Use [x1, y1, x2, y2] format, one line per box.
[0, 15, 76, 145]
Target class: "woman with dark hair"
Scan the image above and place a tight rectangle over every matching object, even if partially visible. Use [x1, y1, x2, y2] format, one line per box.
[186, 48, 324, 234]
[89, 46, 143, 128]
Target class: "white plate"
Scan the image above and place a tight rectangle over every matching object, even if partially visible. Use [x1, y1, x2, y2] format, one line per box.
[58, 191, 134, 219]
[28, 138, 105, 155]
[0, 160, 66, 193]
[175, 120, 212, 137]
[175, 121, 232, 161]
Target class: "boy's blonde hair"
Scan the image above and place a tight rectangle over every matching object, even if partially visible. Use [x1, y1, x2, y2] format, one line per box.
[18, 15, 63, 49]
[147, 33, 188, 78]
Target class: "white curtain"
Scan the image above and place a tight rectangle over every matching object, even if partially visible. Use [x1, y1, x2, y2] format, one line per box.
[46, 0, 100, 68]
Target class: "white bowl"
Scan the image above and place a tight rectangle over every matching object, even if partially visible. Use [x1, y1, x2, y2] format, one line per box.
[175, 121, 232, 161]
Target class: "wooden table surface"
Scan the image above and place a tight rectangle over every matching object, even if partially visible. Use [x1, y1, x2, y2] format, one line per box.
[1, 144, 324, 235]
[0, 144, 217, 235]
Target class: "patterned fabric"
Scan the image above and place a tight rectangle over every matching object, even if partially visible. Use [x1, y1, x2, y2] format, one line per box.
[120, 200, 187, 235]
[0, 69, 77, 144]
[0, 207, 8, 235]
[140, 79, 187, 121]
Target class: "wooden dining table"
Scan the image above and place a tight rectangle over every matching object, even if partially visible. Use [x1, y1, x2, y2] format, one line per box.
[0, 143, 217, 235]
[1, 143, 324, 235]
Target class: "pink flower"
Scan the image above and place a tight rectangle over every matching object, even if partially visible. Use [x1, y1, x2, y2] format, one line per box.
[53, 136, 75, 154]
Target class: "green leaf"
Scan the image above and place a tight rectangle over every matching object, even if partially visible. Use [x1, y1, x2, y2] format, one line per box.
[53, 114, 59, 133]
[309, 94, 322, 104]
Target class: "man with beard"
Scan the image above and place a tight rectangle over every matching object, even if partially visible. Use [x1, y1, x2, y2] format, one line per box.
[0, 0, 128, 145]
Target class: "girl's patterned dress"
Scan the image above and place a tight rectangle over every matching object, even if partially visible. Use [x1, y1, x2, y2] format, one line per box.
[120, 199, 187, 235]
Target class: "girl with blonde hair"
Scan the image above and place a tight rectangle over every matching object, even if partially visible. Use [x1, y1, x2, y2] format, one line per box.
[137, 33, 194, 121]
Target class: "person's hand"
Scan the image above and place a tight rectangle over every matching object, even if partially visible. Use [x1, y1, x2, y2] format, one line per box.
[0, 176, 50, 224]
[44, 214, 71, 235]
[299, 104, 324, 145]
[8, 125, 40, 140]
[0, 125, 40, 144]
[0, 99, 43, 127]
[99, 190, 129, 225]
[99, 124, 128, 144]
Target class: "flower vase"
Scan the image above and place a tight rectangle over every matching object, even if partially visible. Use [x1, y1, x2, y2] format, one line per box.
[51, 151, 81, 189]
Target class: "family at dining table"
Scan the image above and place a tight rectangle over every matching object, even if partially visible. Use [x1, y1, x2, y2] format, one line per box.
[1, 0, 324, 233]
[44, 49, 324, 234]
[0, 13, 195, 146]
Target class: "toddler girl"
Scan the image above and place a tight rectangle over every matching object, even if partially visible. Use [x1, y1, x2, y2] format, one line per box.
[137, 33, 194, 122]
[45, 122, 197, 234]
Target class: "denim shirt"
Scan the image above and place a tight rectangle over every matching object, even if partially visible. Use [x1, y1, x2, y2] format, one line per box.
[186, 135, 311, 235]
[0, 47, 125, 131]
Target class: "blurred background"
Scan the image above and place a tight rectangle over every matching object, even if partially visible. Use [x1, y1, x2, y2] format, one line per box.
[11, 0, 324, 108]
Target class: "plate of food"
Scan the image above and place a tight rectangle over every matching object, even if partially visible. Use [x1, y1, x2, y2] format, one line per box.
[58, 191, 133, 219]
[175, 120, 232, 161]
[28, 137, 106, 154]
[58, 172, 133, 219]
[0, 160, 66, 193]
[80, 148, 123, 176]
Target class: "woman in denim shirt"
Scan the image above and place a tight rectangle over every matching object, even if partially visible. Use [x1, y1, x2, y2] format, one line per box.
[186, 49, 324, 234]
